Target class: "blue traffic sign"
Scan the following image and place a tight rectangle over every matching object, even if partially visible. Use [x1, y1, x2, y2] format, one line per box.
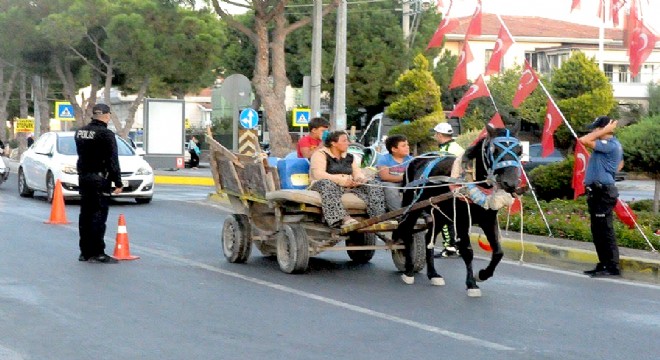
[239, 108, 259, 129]
[292, 108, 311, 127]
[55, 101, 75, 121]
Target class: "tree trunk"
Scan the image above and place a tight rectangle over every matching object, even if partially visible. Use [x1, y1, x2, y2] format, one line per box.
[0, 63, 18, 143]
[53, 56, 100, 128]
[654, 178, 659, 215]
[120, 76, 150, 139]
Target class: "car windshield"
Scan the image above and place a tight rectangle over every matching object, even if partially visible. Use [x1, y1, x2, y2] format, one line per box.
[58, 135, 135, 156]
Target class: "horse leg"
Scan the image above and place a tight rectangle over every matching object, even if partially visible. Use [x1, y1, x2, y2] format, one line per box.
[394, 212, 419, 284]
[425, 216, 445, 286]
[454, 212, 481, 297]
[477, 216, 504, 282]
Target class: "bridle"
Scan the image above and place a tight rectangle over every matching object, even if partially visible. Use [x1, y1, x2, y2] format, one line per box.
[481, 129, 522, 179]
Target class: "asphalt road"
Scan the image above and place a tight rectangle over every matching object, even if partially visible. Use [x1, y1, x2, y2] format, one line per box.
[0, 176, 659, 360]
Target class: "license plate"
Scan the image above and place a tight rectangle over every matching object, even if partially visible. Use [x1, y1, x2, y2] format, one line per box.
[122, 180, 129, 187]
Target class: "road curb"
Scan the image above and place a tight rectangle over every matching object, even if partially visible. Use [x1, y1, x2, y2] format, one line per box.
[154, 175, 214, 186]
[470, 234, 660, 284]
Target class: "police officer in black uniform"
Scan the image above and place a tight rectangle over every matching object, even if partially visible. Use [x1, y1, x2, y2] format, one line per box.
[75, 103, 123, 263]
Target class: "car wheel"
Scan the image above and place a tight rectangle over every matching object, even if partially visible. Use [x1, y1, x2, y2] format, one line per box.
[135, 197, 152, 204]
[46, 172, 55, 203]
[18, 168, 34, 198]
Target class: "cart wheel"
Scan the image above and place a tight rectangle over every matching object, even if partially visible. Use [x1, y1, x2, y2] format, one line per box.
[346, 233, 376, 264]
[391, 231, 426, 273]
[276, 224, 310, 274]
[222, 214, 252, 263]
[254, 240, 277, 257]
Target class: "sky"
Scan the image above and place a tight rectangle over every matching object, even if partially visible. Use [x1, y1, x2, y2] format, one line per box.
[444, 0, 660, 33]
[202, 0, 660, 34]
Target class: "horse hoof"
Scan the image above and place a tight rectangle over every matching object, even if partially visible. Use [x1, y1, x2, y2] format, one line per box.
[401, 274, 415, 285]
[430, 277, 445, 286]
[467, 288, 482, 297]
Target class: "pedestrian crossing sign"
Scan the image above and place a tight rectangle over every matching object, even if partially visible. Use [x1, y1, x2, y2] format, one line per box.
[55, 102, 75, 121]
[292, 108, 311, 127]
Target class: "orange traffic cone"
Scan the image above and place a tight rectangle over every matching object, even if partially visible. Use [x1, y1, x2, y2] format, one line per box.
[45, 179, 69, 224]
[113, 214, 139, 260]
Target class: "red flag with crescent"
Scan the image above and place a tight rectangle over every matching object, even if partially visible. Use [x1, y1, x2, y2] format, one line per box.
[610, 0, 625, 27]
[485, 25, 514, 76]
[629, 22, 657, 77]
[571, 0, 580, 12]
[614, 199, 638, 229]
[426, 16, 459, 50]
[449, 41, 473, 89]
[465, 1, 482, 39]
[541, 100, 563, 157]
[572, 142, 590, 199]
[512, 60, 539, 108]
[472, 112, 504, 145]
[449, 75, 490, 118]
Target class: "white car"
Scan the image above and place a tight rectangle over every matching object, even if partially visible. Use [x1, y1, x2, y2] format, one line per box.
[18, 131, 154, 203]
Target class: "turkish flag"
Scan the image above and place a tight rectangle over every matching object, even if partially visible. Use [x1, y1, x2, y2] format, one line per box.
[509, 197, 522, 214]
[614, 199, 638, 229]
[629, 22, 657, 77]
[610, 0, 625, 27]
[572, 142, 590, 199]
[465, 1, 482, 39]
[512, 60, 539, 108]
[571, 0, 580, 12]
[624, 0, 641, 52]
[485, 26, 514, 76]
[426, 17, 459, 50]
[449, 75, 490, 118]
[541, 100, 563, 157]
[472, 112, 504, 145]
[449, 41, 473, 89]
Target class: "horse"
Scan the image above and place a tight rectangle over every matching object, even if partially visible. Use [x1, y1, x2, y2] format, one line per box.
[392, 125, 523, 297]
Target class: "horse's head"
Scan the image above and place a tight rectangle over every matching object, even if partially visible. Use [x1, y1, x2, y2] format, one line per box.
[481, 125, 522, 193]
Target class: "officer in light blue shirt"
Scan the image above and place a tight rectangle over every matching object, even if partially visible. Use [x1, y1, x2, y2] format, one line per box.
[579, 116, 624, 278]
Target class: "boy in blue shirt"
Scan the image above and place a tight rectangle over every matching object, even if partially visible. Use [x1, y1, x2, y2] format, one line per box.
[376, 135, 413, 211]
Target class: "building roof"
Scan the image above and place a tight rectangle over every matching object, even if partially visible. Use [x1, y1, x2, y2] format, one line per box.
[447, 14, 624, 41]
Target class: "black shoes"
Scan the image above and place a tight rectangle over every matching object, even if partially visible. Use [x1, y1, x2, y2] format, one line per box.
[584, 264, 620, 277]
[78, 254, 89, 261]
[86, 254, 118, 264]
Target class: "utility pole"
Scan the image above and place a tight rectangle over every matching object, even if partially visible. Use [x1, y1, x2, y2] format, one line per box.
[333, 0, 347, 130]
[310, 0, 322, 118]
[402, 0, 411, 43]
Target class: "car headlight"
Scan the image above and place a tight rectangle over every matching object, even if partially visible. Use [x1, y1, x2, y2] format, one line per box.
[62, 165, 78, 175]
[135, 166, 153, 176]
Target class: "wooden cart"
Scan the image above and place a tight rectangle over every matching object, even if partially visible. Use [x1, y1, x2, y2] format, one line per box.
[208, 136, 452, 274]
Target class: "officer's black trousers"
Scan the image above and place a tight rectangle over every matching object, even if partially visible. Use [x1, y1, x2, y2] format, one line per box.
[78, 173, 110, 258]
[586, 185, 619, 269]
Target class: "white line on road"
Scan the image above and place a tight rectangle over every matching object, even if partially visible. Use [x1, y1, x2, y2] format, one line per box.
[134, 245, 515, 351]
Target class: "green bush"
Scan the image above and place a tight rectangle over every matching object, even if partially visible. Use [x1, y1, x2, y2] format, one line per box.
[527, 156, 575, 201]
[500, 196, 660, 251]
[388, 113, 441, 155]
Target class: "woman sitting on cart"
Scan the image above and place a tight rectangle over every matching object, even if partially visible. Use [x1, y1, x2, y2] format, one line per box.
[309, 130, 386, 228]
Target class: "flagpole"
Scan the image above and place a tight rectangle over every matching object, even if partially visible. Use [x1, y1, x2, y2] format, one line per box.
[598, 0, 605, 71]
[535, 79, 580, 139]
[481, 75, 500, 114]
[495, 14, 515, 43]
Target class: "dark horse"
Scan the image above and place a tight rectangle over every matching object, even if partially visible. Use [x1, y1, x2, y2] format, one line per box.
[392, 125, 522, 297]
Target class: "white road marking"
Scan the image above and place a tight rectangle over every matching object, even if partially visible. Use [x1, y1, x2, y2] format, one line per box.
[134, 245, 515, 351]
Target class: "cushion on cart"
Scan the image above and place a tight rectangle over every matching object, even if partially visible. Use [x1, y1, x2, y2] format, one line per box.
[265, 190, 367, 210]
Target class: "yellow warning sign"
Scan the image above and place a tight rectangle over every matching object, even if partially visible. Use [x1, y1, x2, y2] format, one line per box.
[185, 118, 191, 129]
[15, 118, 35, 133]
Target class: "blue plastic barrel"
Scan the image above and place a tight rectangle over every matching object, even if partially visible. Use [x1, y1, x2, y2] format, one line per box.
[267, 157, 280, 168]
[277, 158, 310, 189]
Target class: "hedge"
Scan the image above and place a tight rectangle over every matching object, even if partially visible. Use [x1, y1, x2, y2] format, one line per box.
[499, 196, 660, 251]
